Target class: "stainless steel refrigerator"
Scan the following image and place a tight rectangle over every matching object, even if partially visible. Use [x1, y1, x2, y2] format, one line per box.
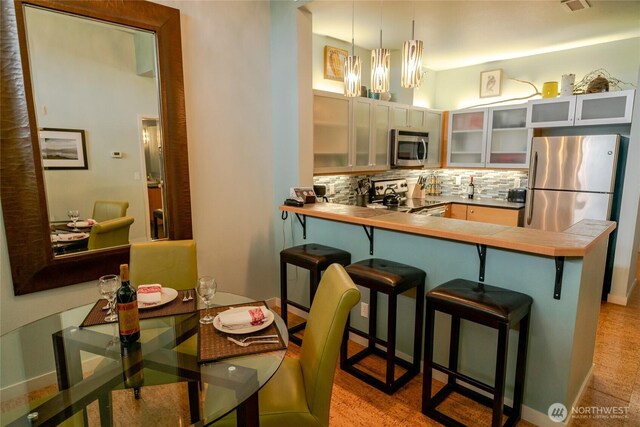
[525, 135, 620, 232]
[525, 134, 628, 298]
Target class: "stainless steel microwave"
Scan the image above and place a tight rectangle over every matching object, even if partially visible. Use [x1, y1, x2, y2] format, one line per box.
[390, 129, 429, 167]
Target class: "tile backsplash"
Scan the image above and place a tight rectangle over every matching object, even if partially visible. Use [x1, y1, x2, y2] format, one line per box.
[314, 169, 529, 204]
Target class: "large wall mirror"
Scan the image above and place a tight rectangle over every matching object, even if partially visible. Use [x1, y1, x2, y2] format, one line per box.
[1, 0, 192, 295]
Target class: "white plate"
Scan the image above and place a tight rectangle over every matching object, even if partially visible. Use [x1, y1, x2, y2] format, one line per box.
[67, 221, 93, 228]
[51, 232, 89, 242]
[137, 287, 178, 309]
[213, 307, 275, 334]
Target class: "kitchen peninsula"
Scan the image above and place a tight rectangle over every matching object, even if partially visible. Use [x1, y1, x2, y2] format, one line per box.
[280, 202, 615, 425]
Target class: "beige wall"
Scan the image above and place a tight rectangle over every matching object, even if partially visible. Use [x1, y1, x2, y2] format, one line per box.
[1, 0, 280, 334]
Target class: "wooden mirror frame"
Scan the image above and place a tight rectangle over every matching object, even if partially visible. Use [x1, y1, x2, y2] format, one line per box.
[1, 0, 192, 295]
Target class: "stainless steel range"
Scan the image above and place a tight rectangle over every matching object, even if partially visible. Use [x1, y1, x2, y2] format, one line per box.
[368, 178, 448, 216]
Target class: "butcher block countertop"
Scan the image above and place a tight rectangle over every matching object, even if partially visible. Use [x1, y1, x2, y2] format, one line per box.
[279, 203, 616, 258]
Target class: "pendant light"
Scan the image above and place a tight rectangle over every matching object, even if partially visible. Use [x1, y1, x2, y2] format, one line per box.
[344, 1, 361, 97]
[370, 1, 389, 94]
[401, 4, 424, 89]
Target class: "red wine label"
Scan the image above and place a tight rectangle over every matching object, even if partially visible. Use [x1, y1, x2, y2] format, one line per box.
[118, 302, 140, 335]
[248, 307, 265, 325]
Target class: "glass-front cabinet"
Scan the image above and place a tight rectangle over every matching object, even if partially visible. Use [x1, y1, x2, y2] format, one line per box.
[526, 97, 576, 128]
[372, 103, 391, 168]
[353, 98, 372, 169]
[575, 89, 635, 125]
[486, 105, 532, 168]
[313, 91, 391, 174]
[526, 89, 635, 128]
[447, 109, 487, 167]
[352, 98, 390, 172]
[313, 91, 441, 173]
[424, 110, 442, 168]
[447, 105, 531, 168]
[313, 92, 350, 173]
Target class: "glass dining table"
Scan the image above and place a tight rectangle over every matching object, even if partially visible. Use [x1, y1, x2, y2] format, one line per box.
[0, 292, 288, 427]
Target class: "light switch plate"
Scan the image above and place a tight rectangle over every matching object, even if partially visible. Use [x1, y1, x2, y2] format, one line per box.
[360, 302, 369, 318]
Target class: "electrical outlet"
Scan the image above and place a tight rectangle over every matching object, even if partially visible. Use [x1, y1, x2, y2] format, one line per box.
[455, 176, 462, 186]
[360, 302, 369, 318]
[514, 178, 521, 188]
[328, 183, 336, 195]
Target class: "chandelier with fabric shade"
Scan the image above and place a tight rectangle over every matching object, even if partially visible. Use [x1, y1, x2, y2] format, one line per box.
[344, 1, 361, 97]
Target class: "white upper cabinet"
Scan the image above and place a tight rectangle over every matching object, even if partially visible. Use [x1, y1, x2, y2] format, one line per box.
[313, 90, 392, 174]
[526, 96, 576, 128]
[575, 90, 635, 125]
[447, 105, 531, 169]
[526, 89, 635, 128]
[486, 105, 532, 169]
[447, 109, 488, 167]
[313, 90, 441, 173]
[313, 91, 351, 174]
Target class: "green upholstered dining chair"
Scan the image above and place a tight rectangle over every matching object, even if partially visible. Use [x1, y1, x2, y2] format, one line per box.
[212, 263, 360, 427]
[129, 240, 199, 356]
[92, 200, 129, 222]
[129, 240, 198, 290]
[92, 240, 199, 420]
[87, 216, 134, 250]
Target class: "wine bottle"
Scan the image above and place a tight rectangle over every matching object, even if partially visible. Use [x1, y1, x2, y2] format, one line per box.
[467, 176, 475, 199]
[117, 264, 140, 343]
[121, 341, 144, 399]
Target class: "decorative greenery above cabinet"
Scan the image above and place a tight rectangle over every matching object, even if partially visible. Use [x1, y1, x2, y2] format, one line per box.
[313, 90, 442, 174]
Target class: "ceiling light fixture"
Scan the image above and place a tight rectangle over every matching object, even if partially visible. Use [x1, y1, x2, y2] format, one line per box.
[344, 1, 361, 97]
[401, 3, 424, 88]
[370, 1, 390, 94]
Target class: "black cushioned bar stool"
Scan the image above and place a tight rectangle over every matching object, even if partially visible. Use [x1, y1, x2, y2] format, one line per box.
[422, 279, 533, 427]
[280, 244, 351, 345]
[341, 258, 426, 394]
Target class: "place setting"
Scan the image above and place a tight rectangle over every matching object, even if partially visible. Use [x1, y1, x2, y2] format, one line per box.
[80, 278, 197, 328]
[195, 277, 285, 363]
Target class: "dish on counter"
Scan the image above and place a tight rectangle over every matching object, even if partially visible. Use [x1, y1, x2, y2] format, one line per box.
[137, 287, 178, 309]
[213, 307, 275, 334]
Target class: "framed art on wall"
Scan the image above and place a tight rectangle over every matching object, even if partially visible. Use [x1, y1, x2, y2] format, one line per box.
[40, 128, 88, 169]
[324, 45, 348, 81]
[480, 69, 502, 98]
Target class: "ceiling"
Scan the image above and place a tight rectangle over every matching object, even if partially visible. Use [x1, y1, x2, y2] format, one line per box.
[305, 0, 640, 71]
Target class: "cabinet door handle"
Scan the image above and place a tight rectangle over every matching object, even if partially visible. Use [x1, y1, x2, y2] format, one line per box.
[469, 209, 474, 213]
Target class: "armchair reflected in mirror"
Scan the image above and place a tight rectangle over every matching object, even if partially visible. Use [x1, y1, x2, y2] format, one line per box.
[1, 0, 192, 295]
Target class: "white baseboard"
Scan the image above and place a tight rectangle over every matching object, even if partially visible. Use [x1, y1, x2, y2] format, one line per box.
[607, 277, 637, 306]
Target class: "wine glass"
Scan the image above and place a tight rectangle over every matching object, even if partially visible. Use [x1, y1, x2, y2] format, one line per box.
[68, 209, 80, 231]
[98, 274, 120, 322]
[195, 276, 217, 324]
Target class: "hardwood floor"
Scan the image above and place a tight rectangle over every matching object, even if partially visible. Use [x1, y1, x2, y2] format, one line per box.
[284, 271, 640, 426]
[3, 261, 637, 426]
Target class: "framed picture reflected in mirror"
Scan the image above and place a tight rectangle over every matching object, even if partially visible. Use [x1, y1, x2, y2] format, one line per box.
[40, 128, 88, 169]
